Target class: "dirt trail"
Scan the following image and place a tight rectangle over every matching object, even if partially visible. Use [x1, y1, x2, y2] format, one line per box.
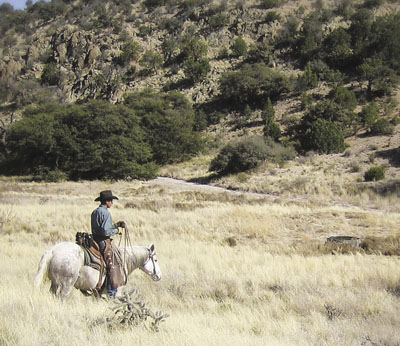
[145, 177, 264, 197]
[145, 177, 390, 213]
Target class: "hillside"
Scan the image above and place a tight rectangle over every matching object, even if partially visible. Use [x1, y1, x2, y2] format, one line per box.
[0, 0, 399, 194]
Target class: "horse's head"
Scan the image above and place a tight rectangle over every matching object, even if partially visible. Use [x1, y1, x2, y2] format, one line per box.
[140, 243, 162, 281]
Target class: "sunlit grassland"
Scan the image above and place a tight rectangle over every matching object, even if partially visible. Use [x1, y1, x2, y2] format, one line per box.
[1, 178, 400, 346]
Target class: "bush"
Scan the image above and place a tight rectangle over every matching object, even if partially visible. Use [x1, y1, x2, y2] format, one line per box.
[209, 137, 270, 175]
[219, 63, 288, 109]
[259, 0, 285, 9]
[262, 98, 281, 141]
[298, 118, 346, 154]
[364, 166, 385, 181]
[3, 101, 157, 180]
[183, 58, 210, 84]
[117, 41, 141, 66]
[230, 36, 248, 58]
[41, 62, 59, 86]
[209, 136, 294, 175]
[123, 90, 203, 164]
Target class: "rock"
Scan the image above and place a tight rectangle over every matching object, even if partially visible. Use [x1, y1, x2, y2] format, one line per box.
[326, 236, 361, 248]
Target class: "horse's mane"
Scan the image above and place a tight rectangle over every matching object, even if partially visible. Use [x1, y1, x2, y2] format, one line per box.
[120, 246, 148, 273]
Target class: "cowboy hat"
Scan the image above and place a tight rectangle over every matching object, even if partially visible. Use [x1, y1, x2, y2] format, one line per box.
[94, 190, 119, 202]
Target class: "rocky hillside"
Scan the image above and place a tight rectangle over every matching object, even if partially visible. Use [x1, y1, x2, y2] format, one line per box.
[0, 0, 395, 106]
[0, 0, 399, 186]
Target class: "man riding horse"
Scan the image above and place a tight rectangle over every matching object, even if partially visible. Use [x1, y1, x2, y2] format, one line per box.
[91, 190, 126, 298]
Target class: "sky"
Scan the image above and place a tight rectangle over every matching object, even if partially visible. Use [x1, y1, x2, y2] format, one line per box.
[0, 0, 48, 10]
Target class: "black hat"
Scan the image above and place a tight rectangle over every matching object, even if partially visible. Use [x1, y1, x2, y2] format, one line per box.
[94, 190, 119, 202]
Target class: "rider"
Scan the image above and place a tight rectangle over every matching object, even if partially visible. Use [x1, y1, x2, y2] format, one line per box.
[91, 190, 126, 298]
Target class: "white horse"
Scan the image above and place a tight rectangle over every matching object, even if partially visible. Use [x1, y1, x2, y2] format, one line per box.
[34, 242, 161, 299]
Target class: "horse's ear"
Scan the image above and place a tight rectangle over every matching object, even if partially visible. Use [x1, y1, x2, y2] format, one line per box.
[148, 243, 155, 253]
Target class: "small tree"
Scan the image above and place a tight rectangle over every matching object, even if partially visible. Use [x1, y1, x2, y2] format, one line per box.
[183, 58, 210, 84]
[118, 41, 141, 66]
[140, 50, 163, 74]
[364, 166, 385, 181]
[299, 118, 346, 154]
[209, 137, 270, 175]
[231, 36, 248, 58]
[41, 62, 59, 86]
[297, 62, 319, 90]
[262, 98, 281, 141]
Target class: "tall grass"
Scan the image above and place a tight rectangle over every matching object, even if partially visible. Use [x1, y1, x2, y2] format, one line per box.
[1, 178, 400, 346]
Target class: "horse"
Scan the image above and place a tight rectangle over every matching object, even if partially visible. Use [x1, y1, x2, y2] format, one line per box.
[34, 241, 161, 299]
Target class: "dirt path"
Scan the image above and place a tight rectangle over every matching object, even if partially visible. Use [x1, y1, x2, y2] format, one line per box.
[145, 177, 265, 197]
[145, 177, 390, 213]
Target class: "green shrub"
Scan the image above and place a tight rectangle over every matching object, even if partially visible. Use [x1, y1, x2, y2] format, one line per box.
[209, 13, 229, 29]
[183, 58, 210, 84]
[209, 137, 270, 175]
[209, 136, 294, 175]
[118, 41, 141, 66]
[41, 62, 59, 86]
[140, 50, 163, 73]
[219, 63, 288, 109]
[230, 36, 248, 58]
[298, 118, 346, 154]
[3, 101, 157, 180]
[123, 90, 203, 164]
[259, 0, 285, 9]
[364, 166, 385, 181]
[262, 98, 281, 141]
[297, 62, 319, 90]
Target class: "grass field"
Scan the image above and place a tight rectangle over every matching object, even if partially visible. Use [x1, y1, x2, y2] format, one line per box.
[1, 177, 400, 346]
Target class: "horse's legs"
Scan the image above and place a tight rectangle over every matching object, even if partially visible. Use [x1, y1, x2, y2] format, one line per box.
[59, 281, 74, 300]
[50, 281, 60, 295]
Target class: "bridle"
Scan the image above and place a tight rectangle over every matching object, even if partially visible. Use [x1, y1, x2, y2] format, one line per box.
[143, 249, 158, 279]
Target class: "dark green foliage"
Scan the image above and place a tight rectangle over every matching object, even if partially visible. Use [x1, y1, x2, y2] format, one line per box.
[209, 136, 294, 175]
[259, 0, 285, 9]
[183, 58, 210, 84]
[294, 13, 324, 63]
[143, 0, 166, 9]
[161, 38, 178, 64]
[322, 27, 352, 69]
[123, 89, 203, 164]
[298, 118, 346, 154]
[3, 101, 156, 180]
[117, 41, 141, 66]
[41, 62, 59, 86]
[209, 13, 229, 29]
[297, 62, 319, 90]
[328, 87, 357, 111]
[357, 58, 399, 96]
[262, 98, 281, 141]
[301, 98, 357, 137]
[230, 36, 248, 58]
[181, 37, 208, 62]
[361, 102, 393, 135]
[364, 166, 385, 181]
[140, 50, 163, 73]
[209, 137, 270, 174]
[219, 63, 288, 109]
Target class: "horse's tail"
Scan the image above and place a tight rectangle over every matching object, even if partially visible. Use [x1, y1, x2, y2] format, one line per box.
[33, 249, 52, 288]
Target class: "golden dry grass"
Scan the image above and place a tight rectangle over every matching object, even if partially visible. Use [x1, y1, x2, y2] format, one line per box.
[1, 177, 400, 346]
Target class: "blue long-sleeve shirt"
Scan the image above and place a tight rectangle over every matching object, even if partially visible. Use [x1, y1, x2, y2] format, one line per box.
[91, 205, 118, 240]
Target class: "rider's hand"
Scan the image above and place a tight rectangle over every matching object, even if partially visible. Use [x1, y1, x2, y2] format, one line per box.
[116, 221, 126, 228]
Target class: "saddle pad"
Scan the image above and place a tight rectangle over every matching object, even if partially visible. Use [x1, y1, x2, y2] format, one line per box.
[80, 246, 102, 271]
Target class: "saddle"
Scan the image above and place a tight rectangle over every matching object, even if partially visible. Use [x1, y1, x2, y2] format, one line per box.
[75, 232, 126, 295]
[76, 232, 105, 293]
